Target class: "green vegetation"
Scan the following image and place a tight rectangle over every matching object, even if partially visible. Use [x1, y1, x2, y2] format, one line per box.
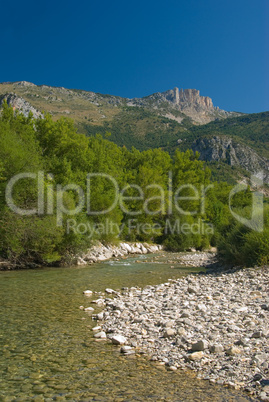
[79, 109, 269, 185]
[79, 107, 190, 151]
[163, 112, 269, 184]
[177, 112, 269, 158]
[0, 102, 268, 268]
[217, 205, 269, 266]
[1, 82, 268, 187]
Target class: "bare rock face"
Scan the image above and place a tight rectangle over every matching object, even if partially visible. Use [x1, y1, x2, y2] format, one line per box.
[131, 87, 240, 124]
[164, 88, 213, 110]
[14, 81, 36, 88]
[0, 93, 43, 119]
[192, 136, 269, 183]
[162, 88, 215, 124]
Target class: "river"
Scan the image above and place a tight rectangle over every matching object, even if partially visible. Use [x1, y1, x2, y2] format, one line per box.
[0, 253, 254, 401]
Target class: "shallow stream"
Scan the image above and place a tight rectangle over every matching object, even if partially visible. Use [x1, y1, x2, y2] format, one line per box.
[0, 253, 254, 401]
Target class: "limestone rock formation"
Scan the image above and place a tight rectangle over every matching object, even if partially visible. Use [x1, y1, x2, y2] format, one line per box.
[130, 87, 240, 124]
[0, 92, 43, 119]
[192, 136, 269, 183]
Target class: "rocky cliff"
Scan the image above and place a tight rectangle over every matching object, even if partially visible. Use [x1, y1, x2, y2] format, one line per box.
[164, 88, 214, 109]
[192, 136, 269, 183]
[130, 87, 240, 124]
[0, 92, 43, 119]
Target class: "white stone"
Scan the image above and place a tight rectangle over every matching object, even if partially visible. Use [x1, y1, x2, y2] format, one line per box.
[94, 331, 107, 339]
[84, 307, 94, 312]
[83, 290, 93, 296]
[111, 335, 127, 345]
[92, 326, 101, 331]
[120, 346, 133, 353]
[105, 288, 116, 294]
[189, 351, 204, 361]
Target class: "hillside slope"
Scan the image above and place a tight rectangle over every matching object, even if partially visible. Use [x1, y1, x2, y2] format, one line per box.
[0, 81, 268, 184]
[0, 81, 239, 126]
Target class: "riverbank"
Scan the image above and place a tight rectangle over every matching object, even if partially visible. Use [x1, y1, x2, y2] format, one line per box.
[0, 241, 164, 270]
[92, 265, 269, 400]
[0, 243, 217, 270]
[77, 243, 218, 267]
[76, 241, 163, 265]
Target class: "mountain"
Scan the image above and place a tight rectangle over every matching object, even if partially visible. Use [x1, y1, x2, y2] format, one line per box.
[181, 111, 269, 158]
[129, 87, 239, 124]
[0, 81, 268, 185]
[0, 81, 240, 125]
[165, 111, 269, 184]
[192, 136, 269, 184]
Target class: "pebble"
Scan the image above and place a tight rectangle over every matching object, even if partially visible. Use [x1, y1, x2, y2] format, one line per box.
[92, 326, 102, 332]
[226, 346, 242, 356]
[83, 290, 93, 296]
[94, 332, 107, 339]
[188, 351, 204, 361]
[84, 307, 94, 312]
[191, 340, 208, 352]
[105, 288, 116, 294]
[111, 335, 127, 345]
[120, 346, 135, 355]
[209, 344, 224, 353]
[98, 265, 269, 399]
[163, 329, 176, 338]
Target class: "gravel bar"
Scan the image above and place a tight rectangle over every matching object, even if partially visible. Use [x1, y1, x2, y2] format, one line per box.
[95, 266, 269, 400]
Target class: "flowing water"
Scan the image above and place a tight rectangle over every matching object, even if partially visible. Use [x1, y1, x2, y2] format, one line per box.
[0, 253, 254, 401]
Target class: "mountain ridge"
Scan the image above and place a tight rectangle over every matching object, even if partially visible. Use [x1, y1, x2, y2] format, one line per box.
[0, 81, 241, 125]
[0, 81, 268, 185]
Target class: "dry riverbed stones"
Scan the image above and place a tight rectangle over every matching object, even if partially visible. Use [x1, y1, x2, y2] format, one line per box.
[92, 266, 269, 400]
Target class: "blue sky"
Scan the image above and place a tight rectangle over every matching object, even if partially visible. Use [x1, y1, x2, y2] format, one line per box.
[1, 0, 268, 113]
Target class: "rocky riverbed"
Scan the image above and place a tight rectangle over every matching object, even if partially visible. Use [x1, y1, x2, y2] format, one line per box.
[89, 265, 269, 400]
[164, 250, 218, 268]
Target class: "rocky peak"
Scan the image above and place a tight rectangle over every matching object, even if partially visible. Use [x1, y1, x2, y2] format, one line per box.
[163, 87, 214, 110]
[14, 81, 36, 87]
[132, 87, 239, 124]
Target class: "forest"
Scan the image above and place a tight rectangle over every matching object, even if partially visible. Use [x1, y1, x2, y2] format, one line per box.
[0, 102, 268, 268]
